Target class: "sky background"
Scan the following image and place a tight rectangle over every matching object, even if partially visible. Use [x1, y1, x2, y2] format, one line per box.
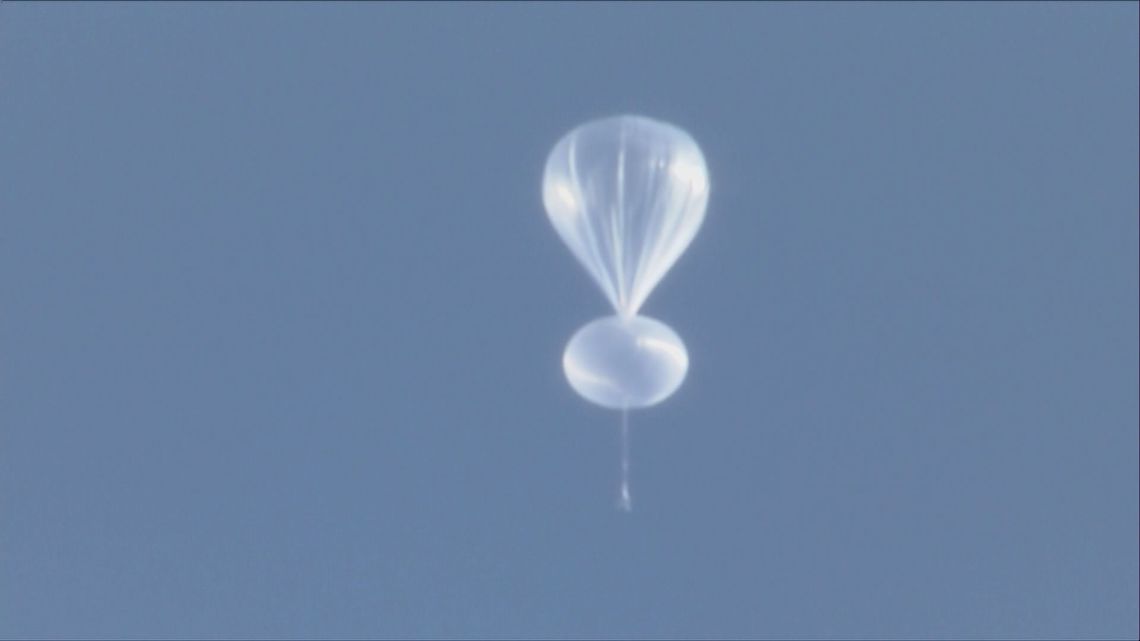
[1, 3, 1137, 639]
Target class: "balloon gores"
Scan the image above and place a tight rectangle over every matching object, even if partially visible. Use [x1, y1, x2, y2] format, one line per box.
[542, 115, 710, 510]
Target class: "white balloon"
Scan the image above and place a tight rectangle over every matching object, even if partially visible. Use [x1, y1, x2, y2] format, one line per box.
[543, 115, 709, 317]
[542, 116, 710, 507]
[563, 315, 688, 410]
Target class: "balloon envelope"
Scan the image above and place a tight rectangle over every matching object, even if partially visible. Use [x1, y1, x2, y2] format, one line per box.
[562, 315, 688, 409]
[543, 115, 709, 317]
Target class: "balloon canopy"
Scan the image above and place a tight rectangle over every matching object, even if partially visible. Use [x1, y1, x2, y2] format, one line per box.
[543, 115, 709, 317]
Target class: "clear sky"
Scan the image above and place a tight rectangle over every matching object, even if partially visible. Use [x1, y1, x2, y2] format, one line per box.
[1, 3, 1137, 639]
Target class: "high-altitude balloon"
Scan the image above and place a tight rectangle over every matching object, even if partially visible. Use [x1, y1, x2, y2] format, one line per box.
[544, 115, 708, 409]
[541, 115, 710, 509]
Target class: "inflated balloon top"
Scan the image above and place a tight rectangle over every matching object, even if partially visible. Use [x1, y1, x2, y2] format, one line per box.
[542, 115, 710, 509]
[544, 115, 709, 319]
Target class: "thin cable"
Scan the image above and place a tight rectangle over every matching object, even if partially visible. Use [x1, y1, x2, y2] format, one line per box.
[619, 407, 632, 512]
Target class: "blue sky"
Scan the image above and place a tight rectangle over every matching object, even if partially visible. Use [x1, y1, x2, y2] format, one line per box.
[1, 3, 1137, 639]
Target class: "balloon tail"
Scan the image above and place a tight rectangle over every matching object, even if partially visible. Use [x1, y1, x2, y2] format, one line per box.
[619, 407, 632, 512]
